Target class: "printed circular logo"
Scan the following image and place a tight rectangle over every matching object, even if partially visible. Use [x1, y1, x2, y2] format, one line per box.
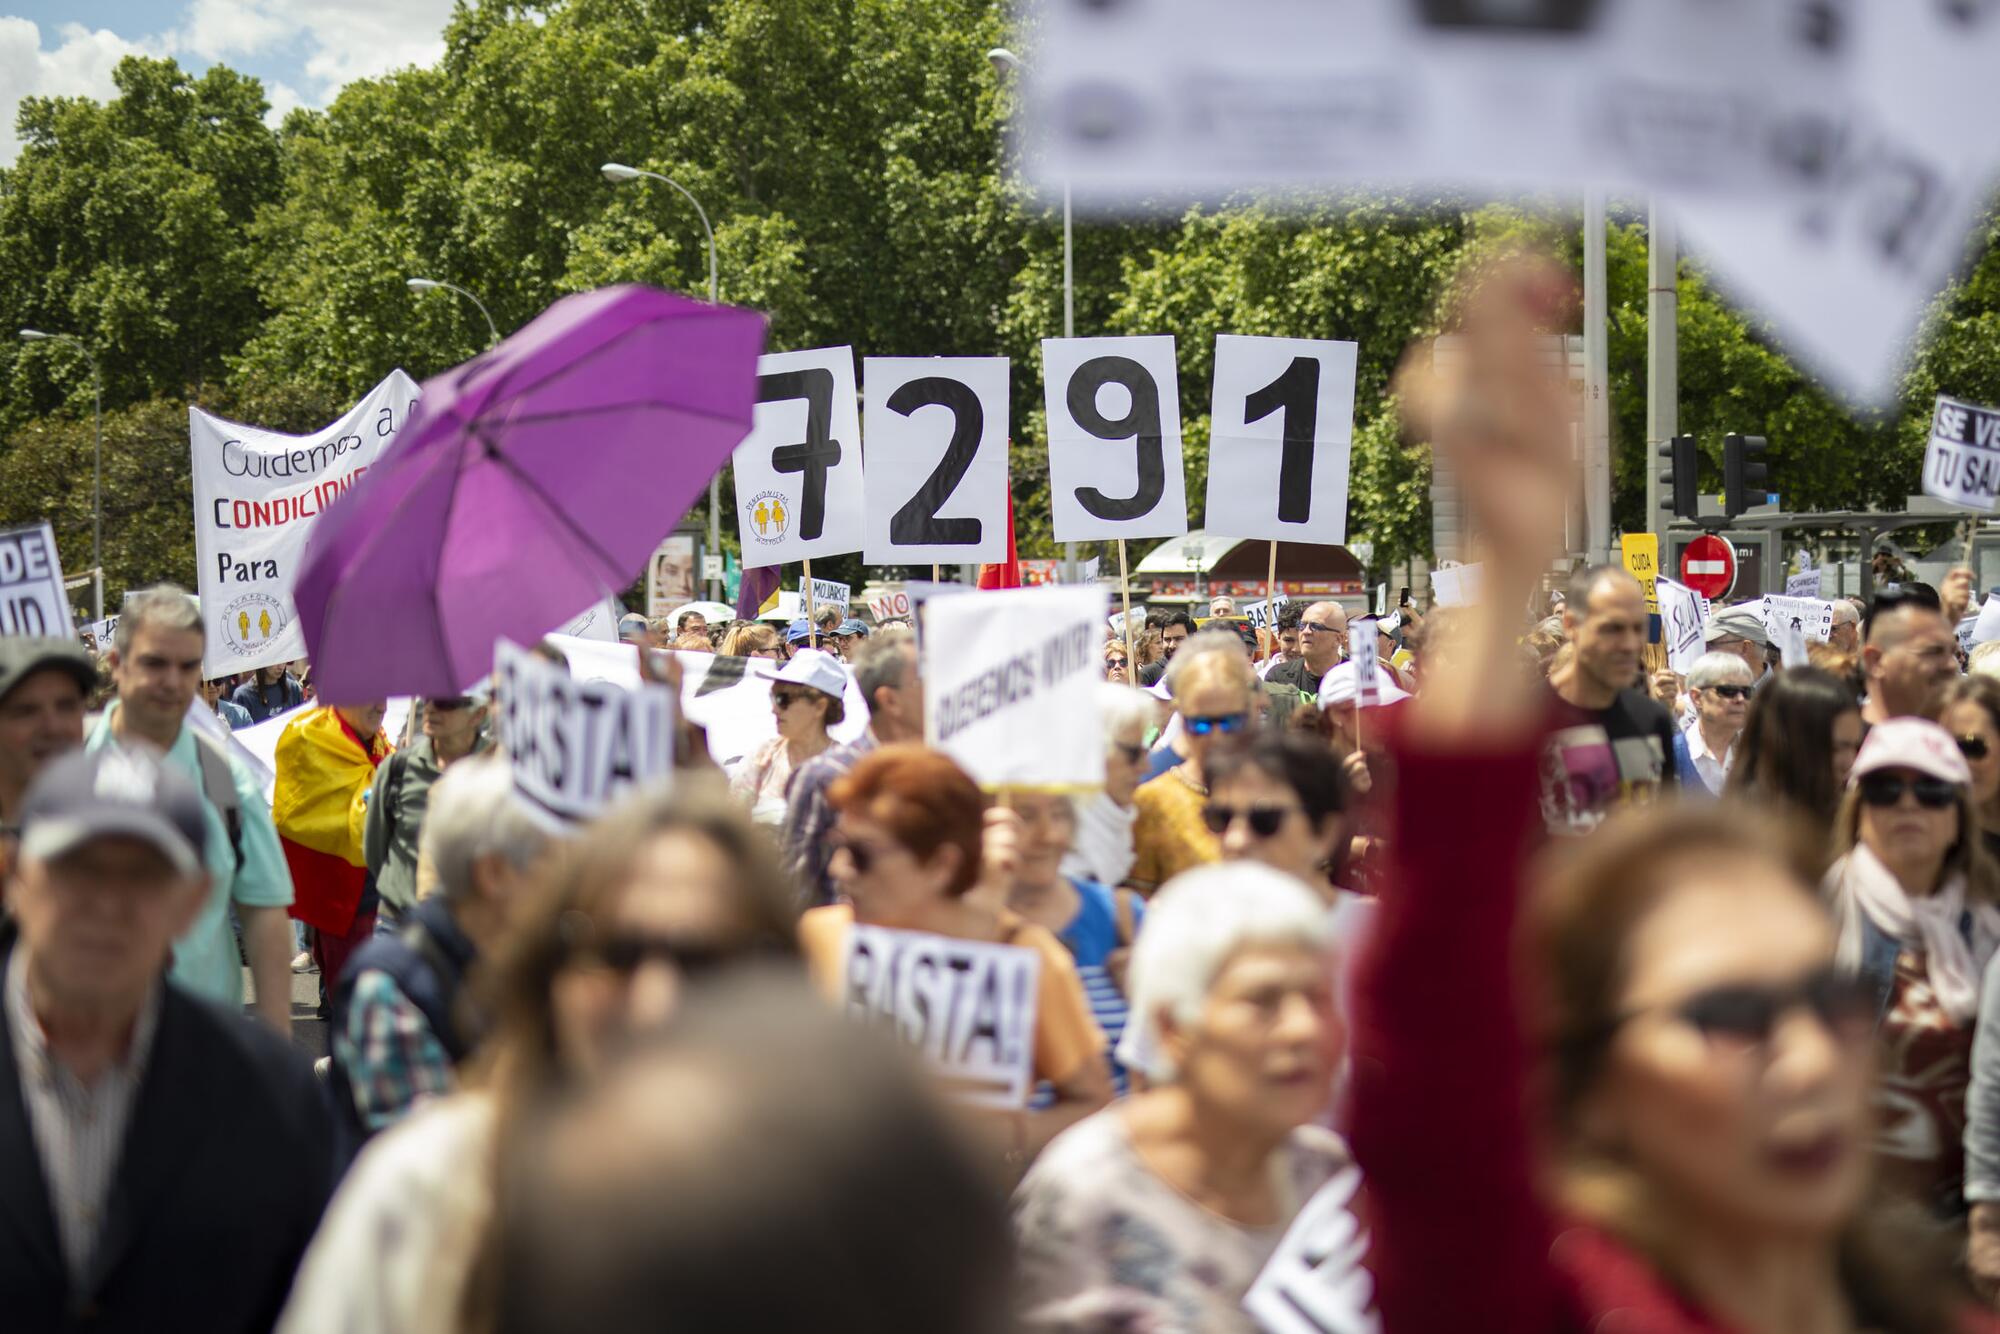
[745, 490, 791, 546]
[220, 591, 289, 658]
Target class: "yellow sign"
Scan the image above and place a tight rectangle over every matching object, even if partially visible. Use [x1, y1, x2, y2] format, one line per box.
[1620, 533, 1660, 613]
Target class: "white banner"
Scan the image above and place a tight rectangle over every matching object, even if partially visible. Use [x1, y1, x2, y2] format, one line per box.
[924, 585, 1107, 790]
[190, 370, 420, 677]
[1205, 335, 1358, 545]
[732, 347, 865, 569]
[842, 923, 1041, 1110]
[862, 357, 1010, 565]
[494, 639, 674, 826]
[1760, 594, 1835, 644]
[1655, 575, 1711, 676]
[1923, 394, 2000, 512]
[0, 522, 73, 637]
[1043, 336, 1189, 543]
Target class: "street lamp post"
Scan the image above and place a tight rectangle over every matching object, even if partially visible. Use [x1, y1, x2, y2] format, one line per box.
[406, 278, 502, 346]
[602, 162, 725, 602]
[988, 48, 1078, 584]
[19, 329, 104, 621]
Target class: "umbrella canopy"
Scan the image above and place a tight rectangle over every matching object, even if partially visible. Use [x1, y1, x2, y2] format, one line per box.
[295, 285, 765, 702]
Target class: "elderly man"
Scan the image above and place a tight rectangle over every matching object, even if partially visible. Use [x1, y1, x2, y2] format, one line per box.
[1265, 600, 1348, 697]
[1829, 599, 1861, 655]
[1207, 594, 1237, 619]
[0, 746, 329, 1329]
[1862, 585, 1959, 724]
[1703, 602, 1773, 681]
[365, 686, 491, 936]
[617, 612, 654, 648]
[332, 753, 549, 1151]
[275, 698, 390, 999]
[88, 586, 295, 1034]
[1671, 650, 1755, 794]
[0, 638, 93, 835]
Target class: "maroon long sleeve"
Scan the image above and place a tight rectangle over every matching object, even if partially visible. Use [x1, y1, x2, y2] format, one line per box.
[1349, 731, 1563, 1333]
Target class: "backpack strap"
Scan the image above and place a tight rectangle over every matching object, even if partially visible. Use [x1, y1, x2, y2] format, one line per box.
[190, 731, 244, 872]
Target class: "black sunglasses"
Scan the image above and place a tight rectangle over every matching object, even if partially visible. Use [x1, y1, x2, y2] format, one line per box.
[1704, 684, 1752, 701]
[832, 834, 897, 875]
[1857, 772, 1959, 809]
[1201, 802, 1299, 838]
[1300, 620, 1341, 634]
[597, 933, 778, 978]
[1960, 735, 1991, 762]
[771, 687, 815, 709]
[425, 696, 474, 712]
[1106, 656, 1129, 670]
[1582, 966, 1874, 1056]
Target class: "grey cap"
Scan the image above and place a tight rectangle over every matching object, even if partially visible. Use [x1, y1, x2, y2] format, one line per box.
[19, 746, 207, 877]
[0, 637, 95, 707]
[1704, 602, 1771, 648]
[833, 618, 869, 637]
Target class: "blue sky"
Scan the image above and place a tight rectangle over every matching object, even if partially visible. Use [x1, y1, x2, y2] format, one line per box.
[1, 0, 460, 161]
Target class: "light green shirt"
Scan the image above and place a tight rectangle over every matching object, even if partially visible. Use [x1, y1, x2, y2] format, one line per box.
[85, 704, 294, 1006]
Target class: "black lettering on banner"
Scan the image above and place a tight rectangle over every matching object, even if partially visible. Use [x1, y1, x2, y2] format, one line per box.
[1067, 355, 1166, 522]
[1413, 0, 1602, 33]
[376, 405, 397, 437]
[760, 367, 842, 542]
[1243, 354, 1321, 525]
[888, 376, 984, 547]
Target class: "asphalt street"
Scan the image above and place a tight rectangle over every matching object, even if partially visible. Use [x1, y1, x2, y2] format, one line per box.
[244, 962, 329, 1061]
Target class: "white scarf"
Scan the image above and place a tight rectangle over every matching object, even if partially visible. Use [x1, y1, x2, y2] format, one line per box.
[1829, 842, 2000, 1023]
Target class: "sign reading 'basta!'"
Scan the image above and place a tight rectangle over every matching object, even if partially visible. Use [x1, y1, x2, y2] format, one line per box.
[190, 370, 421, 677]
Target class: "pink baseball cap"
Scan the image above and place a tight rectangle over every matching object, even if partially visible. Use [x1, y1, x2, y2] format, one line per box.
[1848, 716, 1971, 788]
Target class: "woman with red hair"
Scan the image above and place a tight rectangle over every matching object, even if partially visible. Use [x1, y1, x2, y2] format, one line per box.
[798, 745, 1112, 1163]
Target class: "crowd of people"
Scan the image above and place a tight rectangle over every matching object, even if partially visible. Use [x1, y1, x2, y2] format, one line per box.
[11, 252, 2000, 1333]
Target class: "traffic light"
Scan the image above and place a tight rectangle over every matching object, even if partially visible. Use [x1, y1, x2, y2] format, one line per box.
[1722, 433, 1769, 519]
[1659, 434, 1699, 521]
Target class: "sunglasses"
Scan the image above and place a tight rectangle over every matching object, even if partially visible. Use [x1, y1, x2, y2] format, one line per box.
[1960, 734, 1991, 762]
[1300, 621, 1341, 634]
[771, 688, 816, 709]
[595, 933, 776, 978]
[1201, 802, 1299, 838]
[1631, 967, 1875, 1054]
[1106, 657, 1129, 670]
[425, 696, 474, 712]
[832, 834, 901, 876]
[1186, 712, 1249, 737]
[1857, 772, 1960, 809]
[1704, 684, 1751, 701]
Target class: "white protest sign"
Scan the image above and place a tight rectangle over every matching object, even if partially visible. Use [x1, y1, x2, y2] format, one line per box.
[1429, 563, 1484, 608]
[1043, 336, 1189, 543]
[1080, 557, 1101, 584]
[1774, 616, 1810, 670]
[559, 596, 624, 643]
[1656, 575, 1711, 676]
[1923, 395, 2000, 512]
[1025, 0, 1851, 205]
[494, 639, 674, 826]
[1352, 617, 1383, 707]
[82, 615, 118, 649]
[842, 923, 1041, 1110]
[1960, 613, 1981, 657]
[1205, 336, 1358, 545]
[862, 357, 1009, 565]
[1242, 594, 1291, 631]
[806, 578, 851, 618]
[869, 590, 911, 623]
[190, 370, 420, 676]
[1242, 1165, 1381, 1334]
[732, 347, 865, 569]
[0, 522, 74, 637]
[1760, 594, 1835, 644]
[1973, 594, 2000, 649]
[923, 584, 1107, 789]
[1785, 570, 1822, 599]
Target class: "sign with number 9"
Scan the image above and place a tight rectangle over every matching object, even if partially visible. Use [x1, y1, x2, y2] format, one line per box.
[1042, 335, 1189, 543]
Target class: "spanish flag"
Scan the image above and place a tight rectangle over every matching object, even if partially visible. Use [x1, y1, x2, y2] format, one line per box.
[273, 706, 389, 936]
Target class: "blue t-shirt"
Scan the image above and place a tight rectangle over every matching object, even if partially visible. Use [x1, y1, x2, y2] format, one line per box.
[1034, 877, 1141, 1104]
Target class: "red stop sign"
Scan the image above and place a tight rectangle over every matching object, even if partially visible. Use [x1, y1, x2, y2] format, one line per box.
[1680, 534, 1737, 599]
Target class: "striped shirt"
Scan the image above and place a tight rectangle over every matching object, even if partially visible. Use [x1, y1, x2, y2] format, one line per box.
[1033, 879, 1141, 1105]
[5, 949, 161, 1284]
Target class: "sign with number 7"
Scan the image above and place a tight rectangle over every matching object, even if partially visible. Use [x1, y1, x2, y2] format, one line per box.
[730, 346, 866, 569]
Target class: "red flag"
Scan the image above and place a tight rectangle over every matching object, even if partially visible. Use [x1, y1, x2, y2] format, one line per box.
[978, 491, 1021, 590]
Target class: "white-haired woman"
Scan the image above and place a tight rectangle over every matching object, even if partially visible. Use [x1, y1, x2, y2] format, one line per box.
[1670, 648, 1754, 794]
[1062, 684, 1157, 891]
[1012, 864, 1349, 1332]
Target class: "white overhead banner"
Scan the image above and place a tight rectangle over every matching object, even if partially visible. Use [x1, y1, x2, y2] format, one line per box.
[0, 522, 74, 638]
[862, 356, 1010, 566]
[923, 584, 1106, 790]
[1923, 394, 2000, 512]
[1043, 336, 1189, 543]
[1205, 335, 1358, 546]
[190, 370, 421, 677]
[842, 922, 1041, 1110]
[732, 347, 865, 570]
[494, 638, 674, 826]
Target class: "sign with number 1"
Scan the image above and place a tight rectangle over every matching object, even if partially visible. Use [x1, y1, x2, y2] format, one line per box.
[1205, 335, 1358, 545]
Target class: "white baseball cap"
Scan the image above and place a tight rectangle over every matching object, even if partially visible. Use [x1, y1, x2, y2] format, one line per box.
[762, 649, 848, 701]
[1315, 660, 1411, 710]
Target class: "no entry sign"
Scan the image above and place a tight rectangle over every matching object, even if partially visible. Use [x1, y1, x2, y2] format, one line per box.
[1680, 534, 1737, 600]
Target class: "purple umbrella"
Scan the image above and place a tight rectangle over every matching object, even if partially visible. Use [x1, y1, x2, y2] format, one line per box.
[294, 285, 765, 702]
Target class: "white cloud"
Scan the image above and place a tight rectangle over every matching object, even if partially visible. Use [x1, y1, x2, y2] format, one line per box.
[0, 20, 151, 164]
[173, 0, 294, 62]
[262, 79, 302, 129]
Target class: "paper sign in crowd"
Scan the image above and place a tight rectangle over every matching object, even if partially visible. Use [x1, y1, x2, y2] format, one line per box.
[494, 639, 675, 826]
[1923, 394, 2000, 512]
[0, 521, 74, 638]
